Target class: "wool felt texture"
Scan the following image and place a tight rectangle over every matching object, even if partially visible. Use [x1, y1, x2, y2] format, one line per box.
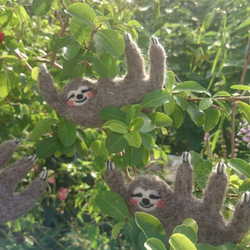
[105, 153, 250, 246]
[38, 33, 166, 128]
[0, 139, 47, 224]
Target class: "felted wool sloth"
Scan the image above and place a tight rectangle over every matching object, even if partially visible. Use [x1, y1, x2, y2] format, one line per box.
[38, 33, 166, 128]
[105, 153, 250, 246]
[0, 139, 47, 224]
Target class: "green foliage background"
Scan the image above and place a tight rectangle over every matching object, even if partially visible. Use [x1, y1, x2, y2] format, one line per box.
[0, 0, 250, 249]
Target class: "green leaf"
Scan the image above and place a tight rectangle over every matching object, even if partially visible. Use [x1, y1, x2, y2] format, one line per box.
[172, 81, 211, 96]
[130, 118, 144, 131]
[103, 120, 128, 134]
[135, 212, 166, 245]
[173, 224, 197, 244]
[125, 145, 144, 166]
[138, 113, 155, 133]
[141, 89, 170, 109]
[228, 159, 250, 178]
[32, 0, 52, 16]
[174, 96, 189, 110]
[70, 18, 91, 44]
[66, 3, 96, 27]
[32, 118, 57, 140]
[62, 42, 81, 61]
[165, 71, 175, 91]
[53, 133, 74, 155]
[196, 244, 217, 250]
[163, 95, 175, 115]
[100, 106, 126, 123]
[148, 112, 172, 127]
[96, 191, 130, 221]
[238, 17, 250, 29]
[112, 221, 125, 239]
[105, 132, 127, 153]
[141, 134, 155, 150]
[187, 104, 205, 127]
[213, 91, 231, 97]
[199, 98, 213, 110]
[90, 140, 109, 158]
[123, 130, 142, 148]
[58, 120, 76, 147]
[36, 137, 57, 158]
[95, 30, 125, 57]
[204, 109, 220, 132]
[169, 233, 197, 250]
[145, 238, 167, 250]
[231, 85, 250, 91]
[237, 101, 250, 123]
[170, 105, 184, 128]
[0, 72, 9, 98]
[93, 52, 117, 78]
[126, 105, 140, 126]
[183, 218, 198, 234]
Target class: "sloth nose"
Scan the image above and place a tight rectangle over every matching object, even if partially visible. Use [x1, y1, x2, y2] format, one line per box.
[142, 198, 150, 206]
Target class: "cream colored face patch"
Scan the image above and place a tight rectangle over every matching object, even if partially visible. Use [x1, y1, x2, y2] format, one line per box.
[131, 187, 164, 211]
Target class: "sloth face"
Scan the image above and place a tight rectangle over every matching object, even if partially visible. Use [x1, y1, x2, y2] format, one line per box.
[130, 187, 164, 211]
[66, 86, 95, 107]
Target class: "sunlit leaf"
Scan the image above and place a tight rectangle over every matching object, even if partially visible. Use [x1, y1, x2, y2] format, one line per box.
[123, 130, 142, 148]
[169, 233, 196, 250]
[32, 0, 52, 16]
[237, 101, 250, 123]
[145, 238, 167, 250]
[90, 140, 109, 158]
[32, 118, 57, 140]
[228, 159, 250, 178]
[147, 112, 172, 127]
[0, 72, 9, 98]
[204, 109, 220, 132]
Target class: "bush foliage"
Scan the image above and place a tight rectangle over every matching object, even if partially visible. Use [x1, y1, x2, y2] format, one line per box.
[0, 0, 250, 248]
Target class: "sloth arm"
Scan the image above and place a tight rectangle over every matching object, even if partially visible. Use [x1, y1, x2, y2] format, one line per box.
[173, 153, 193, 198]
[124, 33, 146, 80]
[105, 166, 128, 201]
[0, 157, 36, 191]
[0, 139, 19, 169]
[202, 162, 228, 212]
[148, 36, 166, 87]
[38, 65, 67, 114]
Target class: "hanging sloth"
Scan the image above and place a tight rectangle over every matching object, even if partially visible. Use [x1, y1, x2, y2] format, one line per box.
[105, 153, 250, 246]
[38, 33, 166, 128]
[0, 139, 47, 224]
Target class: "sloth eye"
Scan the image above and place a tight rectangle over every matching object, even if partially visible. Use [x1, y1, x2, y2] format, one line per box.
[67, 93, 75, 100]
[149, 194, 162, 199]
[81, 89, 90, 94]
[131, 193, 142, 198]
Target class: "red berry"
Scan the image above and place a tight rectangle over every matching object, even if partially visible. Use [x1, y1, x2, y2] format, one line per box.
[0, 31, 5, 42]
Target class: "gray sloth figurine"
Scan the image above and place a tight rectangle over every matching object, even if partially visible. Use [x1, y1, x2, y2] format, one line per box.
[105, 153, 250, 246]
[0, 139, 47, 224]
[38, 33, 166, 128]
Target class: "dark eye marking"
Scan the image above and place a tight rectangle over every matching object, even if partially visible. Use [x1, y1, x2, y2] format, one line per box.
[81, 89, 91, 93]
[149, 194, 162, 199]
[132, 193, 142, 198]
[67, 93, 75, 100]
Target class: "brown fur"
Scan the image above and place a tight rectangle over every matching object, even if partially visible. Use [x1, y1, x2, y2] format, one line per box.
[105, 154, 250, 246]
[38, 34, 166, 128]
[0, 139, 47, 224]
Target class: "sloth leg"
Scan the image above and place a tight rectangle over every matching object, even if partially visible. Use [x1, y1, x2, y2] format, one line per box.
[124, 33, 146, 79]
[149, 36, 166, 87]
[226, 192, 250, 243]
[38, 64, 66, 114]
[0, 156, 37, 191]
[0, 171, 47, 224]
[202, 162, 228, 211]
[0, 139, 20, 169]
[173, 152, 193, 198]
[105, 160, 128, 200]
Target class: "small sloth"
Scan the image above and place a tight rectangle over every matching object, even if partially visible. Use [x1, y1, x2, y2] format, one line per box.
[105, 153, 250, 246]
[0, 139, 47, 224]
[38, 33, 166, 128]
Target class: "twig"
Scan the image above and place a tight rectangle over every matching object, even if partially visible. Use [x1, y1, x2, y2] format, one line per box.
[186, 96, 250, 102]
[13, 49, 33, 72]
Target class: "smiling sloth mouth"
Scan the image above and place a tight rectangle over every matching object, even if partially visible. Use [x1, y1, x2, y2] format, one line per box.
[139, 202, 154, 209]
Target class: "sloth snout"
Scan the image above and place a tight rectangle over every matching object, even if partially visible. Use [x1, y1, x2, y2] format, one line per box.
[142, 198, 150, 206]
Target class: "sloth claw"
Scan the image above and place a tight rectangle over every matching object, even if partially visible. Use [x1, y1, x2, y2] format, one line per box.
[216, 162, 227, 174]
[14, 138, 21, 145]
[182, 152, 191, 164]
[28, 154, 37, 163]
[243, 191, 250, 204]
[105, 160, 115, 170]
[124, 33, 132, 43]
[150, 36, 159, 45]
[39, 170, 48, 181]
